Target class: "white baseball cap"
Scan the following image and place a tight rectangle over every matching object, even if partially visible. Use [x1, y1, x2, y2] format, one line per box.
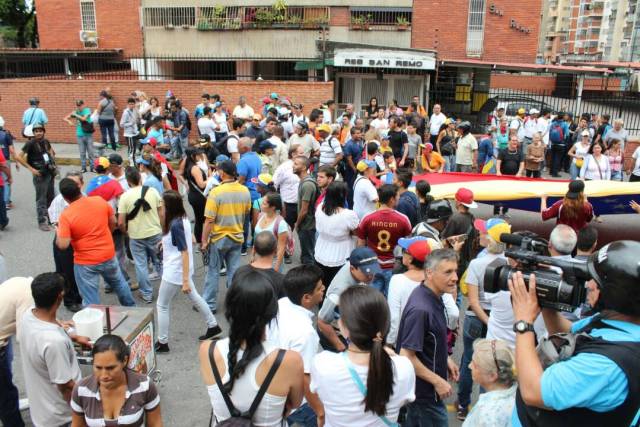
[529, 108, 540, 115]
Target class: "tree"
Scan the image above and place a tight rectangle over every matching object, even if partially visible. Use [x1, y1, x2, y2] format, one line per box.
[0, 0, 37, 47]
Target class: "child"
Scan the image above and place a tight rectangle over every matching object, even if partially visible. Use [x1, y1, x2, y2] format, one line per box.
[406, 122, 422, 170]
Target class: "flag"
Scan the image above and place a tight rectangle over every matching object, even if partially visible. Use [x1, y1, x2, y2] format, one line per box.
[86, 175, 124, 202]
[411, 172, 640, 215]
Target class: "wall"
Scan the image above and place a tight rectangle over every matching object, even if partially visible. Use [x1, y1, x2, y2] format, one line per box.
[490, 74, 623, 91]
[0, 80, 334, 143]
[37, 0, 143, 54]
[412, 0, 541, 63]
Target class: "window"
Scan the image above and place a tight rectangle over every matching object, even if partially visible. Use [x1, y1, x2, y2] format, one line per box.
[349, 8, 412, 30]
[80, 1, 96, 31]
[466, 0, 486, 56]
[143, 7, 196, 27]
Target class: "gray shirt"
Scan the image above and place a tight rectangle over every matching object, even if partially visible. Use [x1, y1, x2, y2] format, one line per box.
[318, 263, 360, 323]
[18, 308, 82, 427]
[603, 127, 628, 148]
[407, 133, 421, 159]
[98, 98, 116, 120]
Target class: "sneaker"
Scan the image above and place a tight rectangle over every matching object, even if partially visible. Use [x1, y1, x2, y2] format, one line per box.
[148, 271, 161, 281]
[129, 282, 140, 291]
[456, 403, 469, 421]
[6, 202, 13, 210]
[81, 168, 87, 173]
[199, 325, 223, 341]
[65, 303, 83, 313]
[154, 341, 170, 353]
[142, 296, 153, 304]
[220, 266, 227, 276]
[193, 305, 216, 314]
[38, 223, 50, 232]
[241, 249, 248, 256]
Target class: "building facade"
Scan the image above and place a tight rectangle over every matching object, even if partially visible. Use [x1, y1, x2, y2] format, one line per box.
[538, 0, 640, 63]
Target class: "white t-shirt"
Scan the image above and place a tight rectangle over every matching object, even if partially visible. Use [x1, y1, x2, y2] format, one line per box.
[510, 118, 526, 141]
[162, 217, 194, 284]
[456, 134, 478, 166]
[319, 137, 342, 167]
[387, 274, 421, 345]
[226, 134, 240, 155]
[353, 176, 378, 220]
[429, 113, 447, 136]
[572, 141, 591, 165]
[197, 117, 217, 142]
[213, 113, 229, 133]
[315, 207, 359, 267]
[266, 297, 318, 373]
[310, 351, 415, 427]
[288, 133, 320, 158]
[232, 104, 254, 120]
[273, 160, 300, 204]
[255, 214, 288, 236]
[18, 309, 82, 427]
[537, 117, 549, 145]
[465, 253, 507, 314]
[370, 118, 389, 132]
[486, 291, 547, 349]
[269, 136, 288, 171]
[633, 147, 640, 176]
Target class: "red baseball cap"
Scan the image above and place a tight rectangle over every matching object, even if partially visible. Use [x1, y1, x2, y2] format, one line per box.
[455, 188, 478, 209]
[147, 137, 157, 148]
[397, 236, 432, 262]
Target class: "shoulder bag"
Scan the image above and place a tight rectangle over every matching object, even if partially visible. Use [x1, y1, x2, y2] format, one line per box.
[22, 108, 38, 138]
[208, 340, 286, 427]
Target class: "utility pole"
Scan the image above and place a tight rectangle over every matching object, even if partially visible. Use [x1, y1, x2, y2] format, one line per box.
[319, 24, 329, 82]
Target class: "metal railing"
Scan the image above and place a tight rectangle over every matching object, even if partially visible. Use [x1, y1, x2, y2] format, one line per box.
[349, 8, 412, 31]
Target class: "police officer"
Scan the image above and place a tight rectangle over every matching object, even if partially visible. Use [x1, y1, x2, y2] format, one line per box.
[509, 240, 640, 427]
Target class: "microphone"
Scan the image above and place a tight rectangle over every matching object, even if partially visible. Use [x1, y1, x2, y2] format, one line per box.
[499, 233, 524, 246]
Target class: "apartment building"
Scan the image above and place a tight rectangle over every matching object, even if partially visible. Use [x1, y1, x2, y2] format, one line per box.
[539, 0, 640, 63]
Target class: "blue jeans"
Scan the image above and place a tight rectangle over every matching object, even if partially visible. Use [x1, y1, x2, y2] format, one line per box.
[0, 341, 24, 427]
[372, 269, 393, 298]
[444, 154, 456, 172]
[74, 256, 136, 306]
[457, 314, 486, 407]
[171, 134, 189, 159]
[129, 234, 163, 300]
[403, 400, 448, 427]
[203, 237, 242, 311]
[570, 162, 580, 180]
[0, 186, 7, 228]
[287, 402, 317, 427]
[112, 230, 131, 287]
[77, 135, 94, 171]
[611, 170, 623, 181]
[98, 118, 116, 149]
[1, 169, 10, 204]
[298, 228, 316, 265]
[241, 212, 253, 253]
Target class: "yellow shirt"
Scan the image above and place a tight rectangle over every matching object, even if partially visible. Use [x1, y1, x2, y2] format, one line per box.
[117, 186, 163, 239]
[421, 151, 446, 171]
[204, 181, 251, 243]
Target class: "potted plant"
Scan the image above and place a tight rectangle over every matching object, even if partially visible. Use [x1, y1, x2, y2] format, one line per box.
[255, 7, 274, 28]
[351, 15, 365, 30]
[271, 0, 287, 27]
[287, 15, 302, 28]
[396, 16, 409, 31]
[362, 14, 372, 30]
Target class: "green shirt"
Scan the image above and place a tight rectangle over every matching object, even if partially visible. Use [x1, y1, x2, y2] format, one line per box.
[297, 176, 318, 231]
[74, 107, 92, 137]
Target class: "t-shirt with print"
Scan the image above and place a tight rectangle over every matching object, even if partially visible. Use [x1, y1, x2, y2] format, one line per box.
[118, 186, 163, 239]
[237, 151, 262, 201]
[395, 284, 448, 402]
[57, 196, 116, 265]
[297, 176, 318, 231]
[498, 148, 524, 175]
[18, 309, 82, 427]
[388, 129, 408, 159]
[356, 209, 411, 270]
[456, 134, 478, 166]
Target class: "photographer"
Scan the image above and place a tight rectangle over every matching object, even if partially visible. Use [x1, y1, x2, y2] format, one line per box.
[509, 241, 640, 427]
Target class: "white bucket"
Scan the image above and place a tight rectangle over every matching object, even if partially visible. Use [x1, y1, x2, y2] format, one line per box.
[72, 308, 104, 342]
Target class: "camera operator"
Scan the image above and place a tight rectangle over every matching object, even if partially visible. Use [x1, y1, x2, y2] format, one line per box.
[509, 240, 640, 427]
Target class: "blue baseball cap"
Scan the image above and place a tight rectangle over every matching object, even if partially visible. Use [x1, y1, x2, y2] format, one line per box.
[349, 247, 382, 276]
[215, 154, 230, 163]
[135, 157, 150, 166]
[259, 140, 277, 151]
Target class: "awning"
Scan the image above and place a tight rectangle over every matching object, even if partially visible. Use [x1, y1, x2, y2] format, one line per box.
[294, 59, 334, 71]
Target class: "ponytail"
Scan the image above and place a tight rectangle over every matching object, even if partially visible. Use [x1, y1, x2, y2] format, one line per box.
[365, 335, 394, 416]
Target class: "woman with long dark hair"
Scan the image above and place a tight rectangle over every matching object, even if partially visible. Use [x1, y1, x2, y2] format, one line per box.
[310, 286, 415, 426]
[183, 147, 209, 244]
[71, 335, 163, 426]
[364, 97, 379, 120]
[155, 190, 220, 353]
[199, 269, 304, 426]
[136, 153, 169, 195]
[254, 191, 288, 272]
[540, 179, 594, 233]
[314, 181, 359, 287]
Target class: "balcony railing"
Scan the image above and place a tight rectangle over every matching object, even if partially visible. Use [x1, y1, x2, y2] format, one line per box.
[349, 8, 412, 31]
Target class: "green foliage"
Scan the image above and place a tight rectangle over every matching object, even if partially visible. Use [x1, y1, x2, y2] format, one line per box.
[0, 0, 37, 47]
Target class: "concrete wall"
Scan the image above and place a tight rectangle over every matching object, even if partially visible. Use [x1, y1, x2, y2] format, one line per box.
[0, 80, 334, 143]
[142, 0, 412, 6]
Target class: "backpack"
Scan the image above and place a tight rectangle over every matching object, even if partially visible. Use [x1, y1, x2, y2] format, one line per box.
[208, 341, 286, 427]
[549, 122, 565, 144]
[182, 109, 192, 131]
[216, 134, 237, 158]
[266, 214, 295, 257]
[126, 186, 151, 222]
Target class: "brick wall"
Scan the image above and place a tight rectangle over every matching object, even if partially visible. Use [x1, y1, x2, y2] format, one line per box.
[330, 7, 350, 26]
[37, 0, 143, 54]
[0, 80, 334, 143]
[412, 0, 541, 63]
[490, 74, 557, 91]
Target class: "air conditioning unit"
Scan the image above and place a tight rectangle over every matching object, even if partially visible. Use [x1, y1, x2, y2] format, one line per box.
[79, 30, 98, 43]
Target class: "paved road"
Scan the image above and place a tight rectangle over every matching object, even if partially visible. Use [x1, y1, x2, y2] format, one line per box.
[4, 164, 639, 426]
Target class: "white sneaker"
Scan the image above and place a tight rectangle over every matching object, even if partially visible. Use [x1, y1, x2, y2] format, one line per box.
[19, 398, 29, 411]
[220, 267, 227, 276]
[148, 271, 161, 281]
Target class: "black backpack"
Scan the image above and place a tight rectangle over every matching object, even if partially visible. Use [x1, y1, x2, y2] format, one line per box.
[216, 134, 237, 158]
[208, 340, 286, 427]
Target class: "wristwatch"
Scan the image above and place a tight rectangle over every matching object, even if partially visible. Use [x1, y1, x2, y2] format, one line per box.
[513, 320, 535, 334]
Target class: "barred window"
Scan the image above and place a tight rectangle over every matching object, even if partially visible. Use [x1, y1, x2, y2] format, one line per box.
[80, 1, 96, 31]
[143, 7, 196, 27]
[466, 0, 486, 56]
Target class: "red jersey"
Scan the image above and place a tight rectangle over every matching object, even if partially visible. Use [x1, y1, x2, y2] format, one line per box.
[356, 208, 411, 269]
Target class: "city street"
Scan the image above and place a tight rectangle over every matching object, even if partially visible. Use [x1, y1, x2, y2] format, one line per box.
[4, 163, 640, 426]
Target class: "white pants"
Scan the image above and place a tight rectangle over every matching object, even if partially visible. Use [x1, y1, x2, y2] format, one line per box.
[156, 278, 217, 344]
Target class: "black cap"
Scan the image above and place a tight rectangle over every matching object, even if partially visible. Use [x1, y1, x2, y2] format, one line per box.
[426, 199, 453, 223]
[566, 180, 585, 199]
[218, 160, 237, 177]
[108, 153, 123, 165]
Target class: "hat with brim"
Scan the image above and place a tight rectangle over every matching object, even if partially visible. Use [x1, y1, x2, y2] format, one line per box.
[455, 188, 478, 209]
[398, 236, 432, 262]
[135, 157, 150, 166]
[475, 218, 511, 242]
[566, 180, 585, 199]
[349, 247, 382, 276]
[317, 124, 331, 134]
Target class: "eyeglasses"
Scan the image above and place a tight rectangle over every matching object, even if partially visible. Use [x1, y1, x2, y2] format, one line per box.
[491, 340, 501, 373]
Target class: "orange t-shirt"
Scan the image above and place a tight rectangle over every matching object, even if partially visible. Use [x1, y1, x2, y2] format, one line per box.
[57, 196, 115, 265]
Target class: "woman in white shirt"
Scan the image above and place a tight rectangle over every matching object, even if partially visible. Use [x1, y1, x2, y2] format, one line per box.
[199, 269, 304, 427]
[310, 286, 415, 427]
[315, 181, 359, 287]
[255, 192, 289, 272]
[353, 161, 379, 220]
[580, 141, 611, 181]
[213, 103, 229, 141]
[568, 131, 592, 180]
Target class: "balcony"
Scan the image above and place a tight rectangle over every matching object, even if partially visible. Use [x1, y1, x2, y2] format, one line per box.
[349, 8, 412, 31]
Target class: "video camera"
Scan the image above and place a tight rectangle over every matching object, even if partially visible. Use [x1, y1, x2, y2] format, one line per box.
[483, 233, 592, 312]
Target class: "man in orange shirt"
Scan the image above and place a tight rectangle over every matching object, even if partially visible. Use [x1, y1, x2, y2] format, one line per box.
[56, 178, 136, 307]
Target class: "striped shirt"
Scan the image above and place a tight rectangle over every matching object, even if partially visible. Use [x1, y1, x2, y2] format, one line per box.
[204, 180, 251, 243]
[319, 136, 342, 167]
[71, 369, 160, 427]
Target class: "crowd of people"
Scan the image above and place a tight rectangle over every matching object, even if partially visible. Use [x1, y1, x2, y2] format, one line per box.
[0, 89, 639, 427]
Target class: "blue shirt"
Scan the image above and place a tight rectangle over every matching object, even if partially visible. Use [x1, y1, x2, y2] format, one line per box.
[396, 191, 419, 227]
[147, 128, 164, 145]
[144, 175, 164, 196]
[0, 130, 14, 159]
[512, 316, 640, 426]
[343, 139, 365, 165]
[478, 137, 494, 164]
[237, 151, 262, 201]
[22, 107, 48, 126]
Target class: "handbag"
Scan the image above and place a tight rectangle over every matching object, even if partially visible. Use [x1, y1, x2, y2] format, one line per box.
[22, 108, 38, 138]
[81, 120, 95, 134]
[341, 351, 399, 427]
[208, 340, 286, 427]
